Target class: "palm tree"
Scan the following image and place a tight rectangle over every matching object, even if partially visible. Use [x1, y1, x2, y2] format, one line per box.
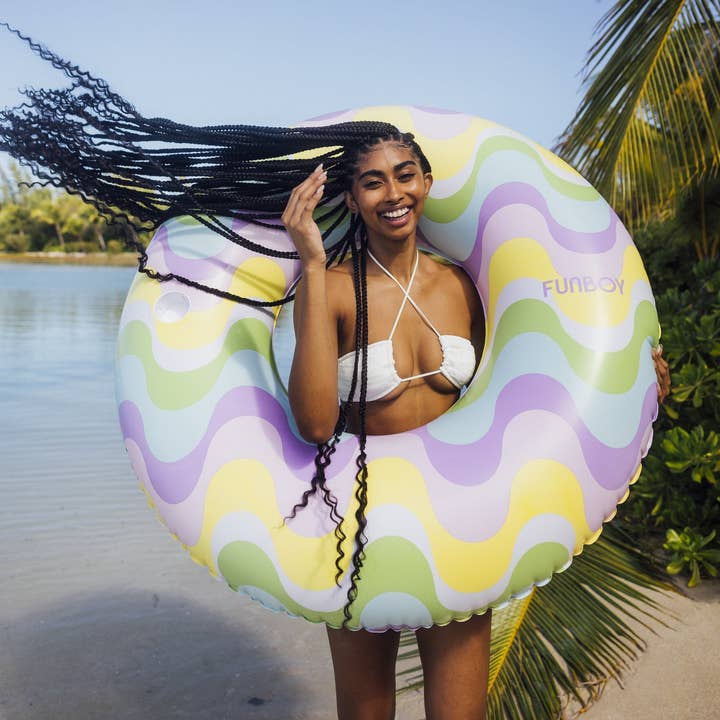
[555, 0, 720, 258]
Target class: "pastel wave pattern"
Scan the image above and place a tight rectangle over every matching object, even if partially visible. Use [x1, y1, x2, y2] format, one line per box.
[116, 106, 660, 630]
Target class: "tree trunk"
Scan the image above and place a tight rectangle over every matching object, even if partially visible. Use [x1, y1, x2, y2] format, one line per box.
[95, 226, 106, 251]
[54, 222, 64, 249]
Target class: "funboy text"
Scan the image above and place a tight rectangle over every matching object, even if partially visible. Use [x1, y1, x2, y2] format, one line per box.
[542, 276, 625, 297]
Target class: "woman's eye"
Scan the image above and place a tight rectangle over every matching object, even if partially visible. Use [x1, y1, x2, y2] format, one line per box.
[399, 173, 415, 181]
[364, 181, 381, 189]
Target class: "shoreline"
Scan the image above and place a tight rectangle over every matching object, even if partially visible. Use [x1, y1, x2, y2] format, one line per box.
[0, 251, 138, 267]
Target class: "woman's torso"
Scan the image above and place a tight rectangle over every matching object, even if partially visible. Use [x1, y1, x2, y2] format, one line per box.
[327, 253, 485, 435]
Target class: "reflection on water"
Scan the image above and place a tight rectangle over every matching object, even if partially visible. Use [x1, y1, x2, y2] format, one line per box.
[0, 263, 146, 577]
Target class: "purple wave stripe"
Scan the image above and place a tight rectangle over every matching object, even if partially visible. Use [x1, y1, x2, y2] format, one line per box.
[465, 183, 618, 280]
[121, 373, 656, 507]
[120, 388, 310, 503]
[119, 387, 361, 505]
[474, 204, 632, 284]
[363, 413, 624, 539]
[153, 224, 227, 280]
[125, 417, 355, 547]
[147, 219, 297, 295]
[408, 107, 475, 139]
[417, 376, 658, 490]
[124, 406, 620, 546]
[299, 109, 353, 123]
[231, 217, 298, 257]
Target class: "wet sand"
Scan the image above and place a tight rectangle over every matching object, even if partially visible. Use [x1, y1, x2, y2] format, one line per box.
[0, 518, 422, 720]
[1, 520, 717, 720]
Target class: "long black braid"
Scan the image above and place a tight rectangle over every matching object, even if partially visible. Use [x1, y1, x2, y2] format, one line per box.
[0, 23, 431, 628]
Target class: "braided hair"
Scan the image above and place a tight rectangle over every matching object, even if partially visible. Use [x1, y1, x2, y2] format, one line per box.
[0, 23, 431, 627]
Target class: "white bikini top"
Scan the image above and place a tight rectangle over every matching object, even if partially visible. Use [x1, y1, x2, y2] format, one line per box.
[337, 250, 476, 402]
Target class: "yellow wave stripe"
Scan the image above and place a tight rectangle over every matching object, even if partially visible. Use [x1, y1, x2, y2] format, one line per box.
[366, 457, 590, 590]
[348, 108, 586, 185]
[190, 460, 346, 588]
[534, 143, 585, 178]
[190, 456, 591, 593]
[124, 257, 286, 349]
[486, 240, 650, 335]
[350, 108, 498, 182]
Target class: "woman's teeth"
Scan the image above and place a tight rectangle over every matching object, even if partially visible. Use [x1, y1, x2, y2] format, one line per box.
[382, 207, 410, 218]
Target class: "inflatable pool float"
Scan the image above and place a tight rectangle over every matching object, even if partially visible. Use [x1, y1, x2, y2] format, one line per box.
[115, 106, 660, 630]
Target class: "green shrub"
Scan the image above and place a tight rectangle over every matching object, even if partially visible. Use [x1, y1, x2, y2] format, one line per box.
[623, 257, 720, 585]
[2, 232, 31, 253]
[664, 528, 720, 587]
[62, 240, 97, 253]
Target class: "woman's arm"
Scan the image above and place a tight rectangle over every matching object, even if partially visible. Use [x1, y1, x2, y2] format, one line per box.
[282, 165, 340, 443]
[653, 344, 671, 403]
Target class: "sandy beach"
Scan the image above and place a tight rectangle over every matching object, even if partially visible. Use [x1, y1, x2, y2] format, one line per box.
[0, 251, 138, 266]
[1, 517, 717, 720]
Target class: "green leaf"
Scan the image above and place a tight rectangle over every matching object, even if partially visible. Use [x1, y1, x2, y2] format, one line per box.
[554, 0, 720, 230]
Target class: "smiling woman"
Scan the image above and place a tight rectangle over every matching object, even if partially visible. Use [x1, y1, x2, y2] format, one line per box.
[2, 25, 665, 720]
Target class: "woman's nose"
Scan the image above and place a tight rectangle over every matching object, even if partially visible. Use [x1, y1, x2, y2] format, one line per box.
[385, 179, 403, 201]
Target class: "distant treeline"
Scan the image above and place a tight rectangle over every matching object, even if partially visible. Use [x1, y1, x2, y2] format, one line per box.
[0, 162, 150, 253]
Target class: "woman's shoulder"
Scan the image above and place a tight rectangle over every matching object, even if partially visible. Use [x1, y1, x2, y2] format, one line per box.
[425, 254, 483, 318]
[425, 253, 476, 290]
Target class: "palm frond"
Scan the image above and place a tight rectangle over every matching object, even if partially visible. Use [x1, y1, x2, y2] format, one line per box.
[555, 0, 720, 226]
[397, 525, 678, 720]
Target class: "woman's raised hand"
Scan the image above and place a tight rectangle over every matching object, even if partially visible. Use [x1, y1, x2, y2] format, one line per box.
[282, 164, 327, 267]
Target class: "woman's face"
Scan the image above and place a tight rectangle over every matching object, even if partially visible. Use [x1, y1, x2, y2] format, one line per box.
[346, 140, 432, 245]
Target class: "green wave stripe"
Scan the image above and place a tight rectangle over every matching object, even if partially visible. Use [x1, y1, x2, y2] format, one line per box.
[423, 136, 600, 224]
[217, 537, 449, 629]
[218, 541, 345, 627]
[354, 537, 447, 620]
[492, 543, 571, 606]
[216, 536, 571, 628]
[458, 298, 659, 409]
[117, 318, 272, 410]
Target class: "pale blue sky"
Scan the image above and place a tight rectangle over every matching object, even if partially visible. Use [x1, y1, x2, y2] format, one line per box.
[1, 0, 612, 165]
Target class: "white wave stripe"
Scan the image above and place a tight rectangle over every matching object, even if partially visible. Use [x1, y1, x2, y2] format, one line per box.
[116, 350, 297, 461]
[124, 402, 618, 550]
[421, 151, 611, 262]
[362, 506, 576, 612]
[126, 416, 352, 547]
[211, 511, 351, 613]
[477, 204, 628, 281]
[364, 414, 620, 542]
[118, 300, 274, 372]
[428, 126, 589, 201]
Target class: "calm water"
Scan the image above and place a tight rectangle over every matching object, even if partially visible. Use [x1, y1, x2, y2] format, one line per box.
[0, 263, 141, 579]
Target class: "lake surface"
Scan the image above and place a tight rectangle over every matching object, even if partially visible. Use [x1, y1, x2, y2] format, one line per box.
[1, 263, 139, 569]
[1, 263, 136, 537]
